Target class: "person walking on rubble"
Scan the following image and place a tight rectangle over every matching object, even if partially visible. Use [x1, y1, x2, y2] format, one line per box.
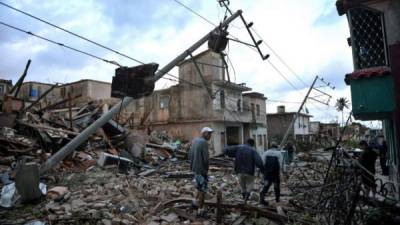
[259, 141, 286, 206]
[189, 127, 213, 217]
[376, 135, 389, 176]
[224, 138, 264, 204]
[284, 141, 296, 163]
[358, 140, 378, 197]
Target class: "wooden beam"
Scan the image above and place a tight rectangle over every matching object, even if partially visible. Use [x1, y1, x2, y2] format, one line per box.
[216, 190, 223, 224]
[19, 121, 79, 135]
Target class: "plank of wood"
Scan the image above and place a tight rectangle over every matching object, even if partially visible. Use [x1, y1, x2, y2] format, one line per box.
[216, 190, 223, 224]
[98, 128, 119, 155]
[232, 215, 247, 225]
[276, 206, 286, 217]
[171, 208, 197, 222]
[19, 121, 79, 135]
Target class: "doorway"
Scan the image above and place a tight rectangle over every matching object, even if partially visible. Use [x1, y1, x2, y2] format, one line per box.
[226, 126, 240, 145]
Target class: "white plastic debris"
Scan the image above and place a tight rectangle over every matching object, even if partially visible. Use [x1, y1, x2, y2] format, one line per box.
[24, 221, 46, 225]
[0, 183, 19, 208]
[39, 182, 47, 195]
[0, 182, 46, 208]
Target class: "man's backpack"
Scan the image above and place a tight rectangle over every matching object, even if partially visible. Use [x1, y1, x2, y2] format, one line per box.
[265, 155, 280, 173]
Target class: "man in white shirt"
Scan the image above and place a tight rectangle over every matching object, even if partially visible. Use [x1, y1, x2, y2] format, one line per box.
[189, 127, 213, 217]
[259, 141, 285, 205]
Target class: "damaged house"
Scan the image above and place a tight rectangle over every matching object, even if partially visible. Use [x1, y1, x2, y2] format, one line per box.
[336, 0, 400, 197]
[0, 79, 13, 101]
[310, 121, 340, 146]
[267, 105, 312, 143]
[17, 79, 117, 109]
[6, 51, 268, 156]
[126, 50, 268, 155]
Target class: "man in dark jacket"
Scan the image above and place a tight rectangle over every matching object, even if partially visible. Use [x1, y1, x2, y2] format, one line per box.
[376, 135, 389, 176]
[284, 142, 296, 163]
[189, 127, 213, 216]
[224, 138, 264, 203]
[358, 140, 377, 197]
[260, 141, 285, 205]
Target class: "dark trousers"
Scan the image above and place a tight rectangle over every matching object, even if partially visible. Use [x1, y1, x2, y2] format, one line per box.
[380, 156, 389, 176]
[260, 173, 280, 202]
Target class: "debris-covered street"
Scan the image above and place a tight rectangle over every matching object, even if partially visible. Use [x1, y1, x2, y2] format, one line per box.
[0, 127, 332, 225]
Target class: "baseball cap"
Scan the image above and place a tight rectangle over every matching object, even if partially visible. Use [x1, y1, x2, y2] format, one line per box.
[201, 127, 214, 134]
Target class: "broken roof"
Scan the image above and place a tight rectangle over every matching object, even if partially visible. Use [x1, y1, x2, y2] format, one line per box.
[267, 112, 313, 117]
[21, 81, 53, 86]
[242, 92, 267, 100]
[0, 79, 13, 85]
[59, 79, 111, 87]
[213, 80, 252, 92]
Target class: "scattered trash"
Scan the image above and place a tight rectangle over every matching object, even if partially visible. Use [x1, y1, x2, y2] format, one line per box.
[0, 183, 19, 208]
[47, 186, 68, 199]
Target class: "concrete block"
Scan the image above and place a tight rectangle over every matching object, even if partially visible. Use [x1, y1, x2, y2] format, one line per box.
[97, 152, 134, 172]
[15, 162, 41, 203]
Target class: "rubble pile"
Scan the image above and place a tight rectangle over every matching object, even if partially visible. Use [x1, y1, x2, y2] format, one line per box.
[1, 157, 308, 225]
[1, 95, 373, 224]
[1, 98, 307, 224]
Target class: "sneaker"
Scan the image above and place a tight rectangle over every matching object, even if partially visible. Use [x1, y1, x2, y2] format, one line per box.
[191, 200, 199, 209]
[259, 199, 268, 206]
[197, 209, 208, 218]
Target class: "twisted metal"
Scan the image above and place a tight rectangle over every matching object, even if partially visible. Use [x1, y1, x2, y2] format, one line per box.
[287, 112, 399, 225]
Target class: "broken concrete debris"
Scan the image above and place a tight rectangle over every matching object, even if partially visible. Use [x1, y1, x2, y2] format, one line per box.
[0, 99, 303, 224]
[0, 92, 397, 224]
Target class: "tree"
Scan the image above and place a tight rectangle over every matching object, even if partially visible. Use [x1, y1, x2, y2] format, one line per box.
[335, 97, 350, 127]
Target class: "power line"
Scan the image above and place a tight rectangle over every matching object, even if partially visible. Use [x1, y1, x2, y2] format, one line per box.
[0, 1, 225, 70]
[231, 13, 334, 114]
[172, 0, 299, 97]
[251, 27, 309, 88]
[0, 2, 226, 86]
[173, 0, 216, 27]
[0, 21, 122, 67]
[172, 0, 338, 124]
[4, 0, 329, 118]
[171, 0, 302, 93]
[267, 99, 302, 104]
[265, 59, 300, 91]
[0, 1, 144, 65]
[1, 0, 277, 118]
[0, 21, 183, 86]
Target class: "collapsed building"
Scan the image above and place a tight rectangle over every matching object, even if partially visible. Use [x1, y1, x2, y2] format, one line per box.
[309, 121, 340, 147]
[17, 79, 116, 107]
[124, 50, 268, 155]
[9, 50, 268, 156]
[0, 1, 398, 223]
[0, 79, 13, 102]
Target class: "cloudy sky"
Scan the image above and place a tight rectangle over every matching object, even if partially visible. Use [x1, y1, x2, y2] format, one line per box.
[0, 0, 380, 127]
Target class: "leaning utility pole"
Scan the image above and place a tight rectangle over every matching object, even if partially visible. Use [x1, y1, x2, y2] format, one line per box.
[278, 75, 334, 149]
[39, 10, 243, 175]
[278, 76, 318, 149]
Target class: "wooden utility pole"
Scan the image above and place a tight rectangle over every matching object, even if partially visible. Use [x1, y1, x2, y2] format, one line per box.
[279, 76, 319, 149]
[39, 10, 243, 175]
[68, 93, 73, 130]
